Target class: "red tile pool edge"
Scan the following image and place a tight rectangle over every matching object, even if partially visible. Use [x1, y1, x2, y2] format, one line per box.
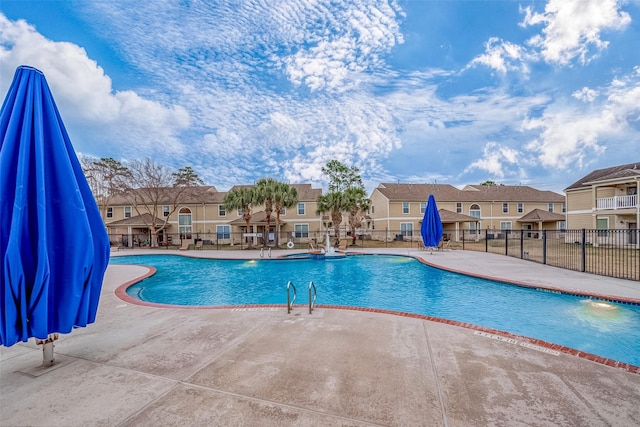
[113, 264, 640, 376]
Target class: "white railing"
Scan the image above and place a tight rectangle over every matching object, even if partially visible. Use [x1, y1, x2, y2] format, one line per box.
[596, 194, 637, 210]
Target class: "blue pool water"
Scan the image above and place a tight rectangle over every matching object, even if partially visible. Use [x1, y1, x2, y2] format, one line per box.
[110, 254, 640, 367]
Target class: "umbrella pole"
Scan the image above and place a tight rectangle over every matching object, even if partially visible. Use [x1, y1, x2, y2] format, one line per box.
[35, 334, 59, 367]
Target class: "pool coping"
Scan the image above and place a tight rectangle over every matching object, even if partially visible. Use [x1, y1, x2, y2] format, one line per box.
[111, 252, 640, 375]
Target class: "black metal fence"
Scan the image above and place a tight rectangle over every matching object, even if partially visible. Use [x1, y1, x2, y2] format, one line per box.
[108, 228, 640, 281]
[458, 229, 640, 281]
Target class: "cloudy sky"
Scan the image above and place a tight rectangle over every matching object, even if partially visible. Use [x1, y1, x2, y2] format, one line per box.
[1, 0, 639, 194]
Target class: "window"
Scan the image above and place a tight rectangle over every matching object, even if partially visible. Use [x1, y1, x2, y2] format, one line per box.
[559, 221, 566, 231]
[124, 206, 131, 218]
[294, 224, 309, 238]
[548, 203, 554, 212]
[402, 202, 410, 214]
[370, 205, 375, 214]
[280, 207, 286, 216]
[106, 207, 113, 218]
[178, 208, 192, 238]
[517, 203, 523, 214]
[237, 209, 243, 216]
[400, 223, 413, 237]
[216, 225, 230, 239]
[596, 218, 608, 237]
[420, 202, 427, 214]
[469, 204, 480, 219]
[456, 203, 462, 214]
[218, 205, 226, 216]
[502, 203, 509, 214]
[500, 221, 512, 231]
[297, 203, 305, 215]
[561, 203, 566, 213]
[163, 205, 170, 217]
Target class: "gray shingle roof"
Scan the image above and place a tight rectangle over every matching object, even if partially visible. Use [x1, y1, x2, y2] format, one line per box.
[374, 183, 564, 202]
[565, 162, 640, 191]
[516, 208, 565, 222]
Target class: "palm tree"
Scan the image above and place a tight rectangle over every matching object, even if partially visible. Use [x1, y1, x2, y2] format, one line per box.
[223, 186, 256, 248]
[344, 187, 371, 245]
[272, 182, 298, 247]
[317, 191, 348, 247]
[254, 178, 279, 247]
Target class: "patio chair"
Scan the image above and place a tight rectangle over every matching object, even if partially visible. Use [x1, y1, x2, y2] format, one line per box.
[195, 240, 203, 250]
[178, 241, 190, 251]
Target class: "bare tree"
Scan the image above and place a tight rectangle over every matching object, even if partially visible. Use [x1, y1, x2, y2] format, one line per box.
[82, 156, 130, 221]
[119, 159, 203, 247]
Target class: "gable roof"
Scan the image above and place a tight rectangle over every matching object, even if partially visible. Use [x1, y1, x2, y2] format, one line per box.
[517, 208, 565, 222]
[106, 213, 165, 227]
[565, 162, 640, 191]
[227, 183, 321, 202]
[373, 183, 564, 203]
[109, 185, 221, 205]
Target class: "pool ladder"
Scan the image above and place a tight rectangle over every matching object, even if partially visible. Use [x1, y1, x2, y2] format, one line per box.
[260, 247, 271, 258]
[287, 281, 316, 314]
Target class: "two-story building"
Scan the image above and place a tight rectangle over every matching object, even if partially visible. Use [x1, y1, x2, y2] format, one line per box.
[104, 183, 324, 247]
[565, 162, 639, 244]
[368, 183, 566, 241]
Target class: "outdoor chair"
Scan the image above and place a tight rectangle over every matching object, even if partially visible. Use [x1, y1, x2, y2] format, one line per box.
[195, 241, 203, 250]
[178, 241, 190, 251]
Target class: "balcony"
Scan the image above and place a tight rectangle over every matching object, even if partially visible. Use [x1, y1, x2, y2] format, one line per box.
[596, 194, 638, 210]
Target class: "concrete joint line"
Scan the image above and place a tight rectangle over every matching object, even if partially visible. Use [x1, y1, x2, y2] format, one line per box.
[423, 322, 449, 427]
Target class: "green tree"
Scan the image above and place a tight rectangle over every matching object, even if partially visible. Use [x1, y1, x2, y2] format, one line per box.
[223, 186, 256, 249]
[317, 191, 348, 246]
[318, 160, 370, 245]
[254, 178, 279, 247]
[272, 182, 298, 247]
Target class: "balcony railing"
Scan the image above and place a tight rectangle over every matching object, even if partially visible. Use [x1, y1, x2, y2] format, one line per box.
[596, 194, 637, 210]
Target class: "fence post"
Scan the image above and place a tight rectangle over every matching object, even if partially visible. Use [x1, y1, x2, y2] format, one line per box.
[462, 229, 465, 250]
[520, 229, 524, 259]
[542, 230, 547, 265]
[485, 229, 488, 252]
[581, 228, 586, 272]
[504, 230, 508, 256]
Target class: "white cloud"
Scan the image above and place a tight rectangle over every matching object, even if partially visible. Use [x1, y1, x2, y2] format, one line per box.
[0, 15, 190, 157]
[520, 0, 631, 65]
[464, 142, 523, 178]
[467, 37, 532, 76]
[572, 87, 598, 102]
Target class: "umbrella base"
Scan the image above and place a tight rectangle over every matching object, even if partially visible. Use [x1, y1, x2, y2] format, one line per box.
[35, 334, 59, 367]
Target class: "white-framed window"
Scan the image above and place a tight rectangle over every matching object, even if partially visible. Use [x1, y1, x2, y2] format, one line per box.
[216, 225, 230, 239]
[500, 221, 512, 231]
[400, 222, 413, 237]
[502, 203, 509, 214]
[548, 203, 554, 212]
[370, 205, 375, 214]
[237, 209, 243, 216]
[294, 224, 309, 238]
[456, 202, 462, 213]
[163, 205, 170, 217]
[559, 221, 566, 231]
[179, 207, 192, 238]
[280, 207, 286, 216]
[469, 222, 480, 234]
[218, 205, 226, 216]
[106, 207, 113, 218]
[469, 204, 480, 219]
[402, 202, 410, 214]
[517, 202, 523, 214]
[297, 203, 305, 215]
[124, 206, 131, 218]
[420, 202, 427, 214]
[562, 203, 566, 213]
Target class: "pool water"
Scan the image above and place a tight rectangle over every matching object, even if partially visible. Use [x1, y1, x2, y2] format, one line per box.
[110, 254, 640, 367]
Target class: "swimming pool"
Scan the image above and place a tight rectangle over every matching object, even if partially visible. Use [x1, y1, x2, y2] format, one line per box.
[110, 254, 640, 367]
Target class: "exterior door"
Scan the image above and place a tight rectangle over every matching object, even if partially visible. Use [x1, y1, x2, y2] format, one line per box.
[630, 223, 637, 245]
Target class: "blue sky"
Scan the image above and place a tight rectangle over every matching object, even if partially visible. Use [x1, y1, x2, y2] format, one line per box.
[1, 0, 639, 194]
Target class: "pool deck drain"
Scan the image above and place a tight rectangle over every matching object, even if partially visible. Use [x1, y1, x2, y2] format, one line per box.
[2, 249, 640, 426]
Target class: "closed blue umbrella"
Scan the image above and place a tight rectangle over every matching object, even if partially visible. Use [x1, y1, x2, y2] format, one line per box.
[420, 194, 443, 250]
[0, 66, 110, 348]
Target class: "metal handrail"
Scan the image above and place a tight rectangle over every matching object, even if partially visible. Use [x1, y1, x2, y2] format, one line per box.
[308, 281, 317, 314]
[260, 247, 272, 258]
[287, 281, 297, 313]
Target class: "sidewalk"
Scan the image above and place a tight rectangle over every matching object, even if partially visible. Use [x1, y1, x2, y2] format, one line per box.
[1, 249, 639, 426]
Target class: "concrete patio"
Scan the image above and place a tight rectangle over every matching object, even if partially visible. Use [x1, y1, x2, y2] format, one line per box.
[1, 249, 639, 426]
